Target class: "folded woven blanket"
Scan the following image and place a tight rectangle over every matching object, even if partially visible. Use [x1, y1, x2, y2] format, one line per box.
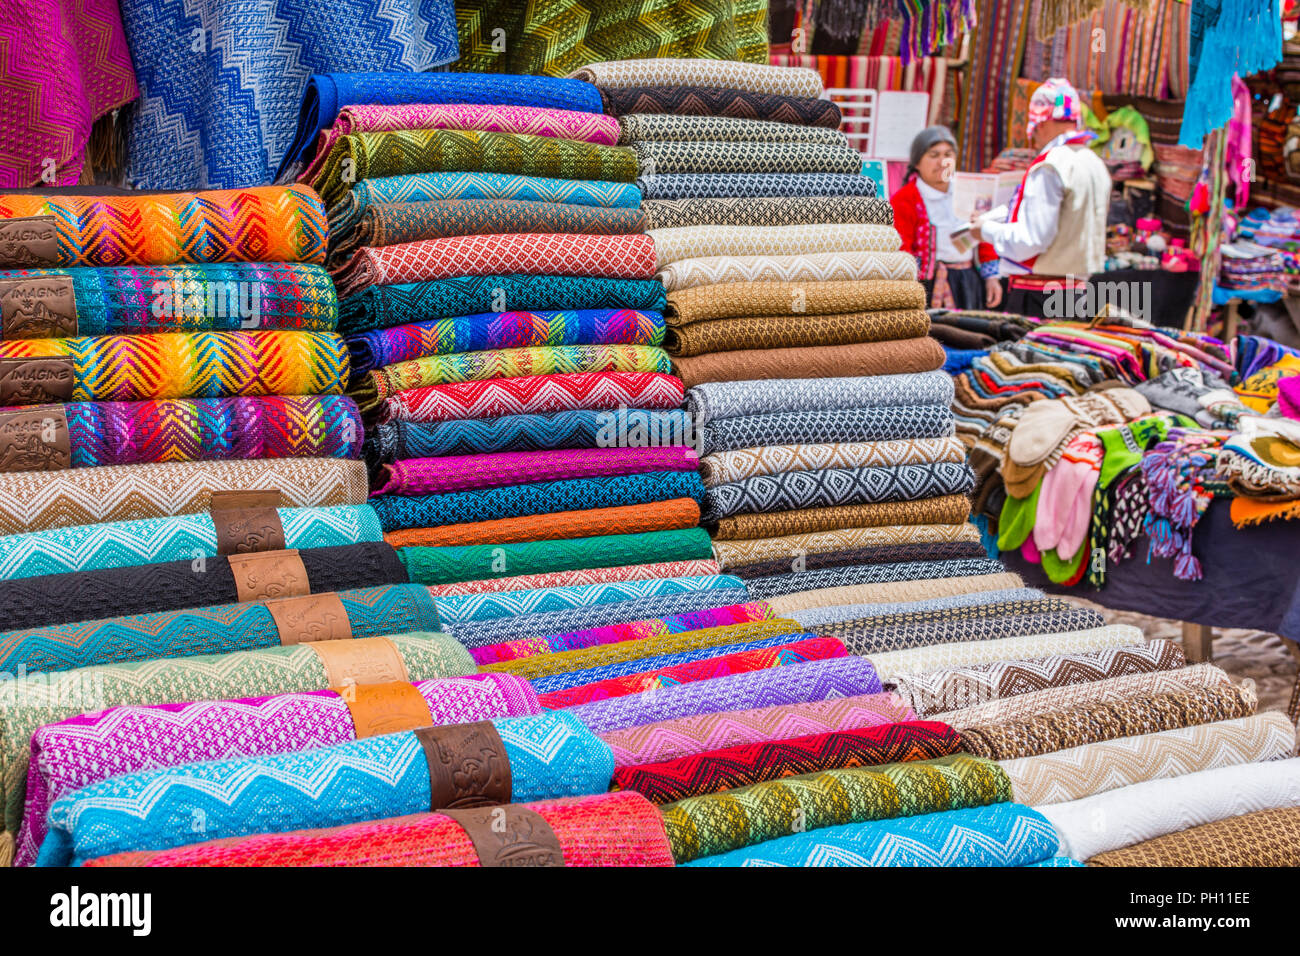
[643, 197, 890, 232]
[701, 437, 966, 486]
[432, 559, 721, 598]
[0, 330, 348, 402]
[377, 371, 685, 424]
[698, 406, 957, 456]
[0, 264, 337, 337]
[669, 280, 927, 324]
[432, 574, 734, 625]
[618, 114, 849, 145]
[666, 309, 931, 356]
[632, 140, 864, 175]
[339, 275, 665, 335]
[714, 510, 976, 543]
[730, 541, 988, 580]
[53, 396, 363, 468]
[370, 469, 704, 531]
[375, 446, 697, 496]
[17, 671, 539, 866]
[600, 86, 841, 127]
[745, 558, 1006, 601]
[0, 632, 473, 836]
[688, 371, 953, 423]
[0, 582, 441, 674]
[659, 251, 917, 294]
[0, 457, 367, 535]
[703, 462, 976, 522]
[790, 590, 1069, 629]
[714, 516, 980, 568]
[868, 624, 1145, 680]
[368, 408, 690, 460]
[683, 802, 1059, 867]
[1003, 712, 1296, 808]
[0, 504, 381, 580]
[335, 233, 657, 298]
[639, 172, 877, 200]
[1085, 806, 1300, 867]
[569, 656, 883, 735]
[0, 186, 327, 267]
[662, 753, 1011, 863]
[0, 541, 405, 632]
[398, 527, 713, 586]
[674, 338, 946, 388]
[574, 60, 822, 97]
[827, 607, 1111, 657]
[766, 571, 1030, 616]
[470, 601, 771, 665]
[86, 791, 675, 867]
[612, 720, 962, 804]
[651, 223, 901, 268]
[1039, 758, 1300, 861]
[37, 711, 613, 866]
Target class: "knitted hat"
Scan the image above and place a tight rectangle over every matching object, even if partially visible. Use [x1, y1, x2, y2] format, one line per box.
[908, 125, 958, 174]
[1027, 77, 1084, 140]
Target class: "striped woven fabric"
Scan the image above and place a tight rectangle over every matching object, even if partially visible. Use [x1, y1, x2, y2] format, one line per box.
[0, 457, 367, 535]
[659, 251, 917, 292]
[714, 522, 983, 571]
[612, 720, 963, 804]
[429, 559, 722, 598]
[866, 624, 1144, 680]
[651, 223, 902, 269]
[618, 113, 849, 145]
[0, 186, 327, 266]
[599, 86, 841, 127]
[0, 330, 348, 402]
[632, 140, 864, 175]
[432, 575, 734, 625]
[574, 60, 822, 96]
[700, 438, 967, 486]
[1086, 807, 1300, 867]
[16, 672, 540, 866]
[669, 279, 926, 324]
[642, 196, 890, 231]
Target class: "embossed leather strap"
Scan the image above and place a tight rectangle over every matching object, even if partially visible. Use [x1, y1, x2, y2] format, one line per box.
[441, 806, 565, 868]
[211, 490, 285, 555]
[338, 681, 433, 738]
[307, 636, 410, 686]
[0, 275, 78, 338]
[0, 406, 70, 472]
[413, 721, 513, 811]
[227, 549, 309, 603]
[0, 216, 59, 268]
[0, 357, 75, 405]
[267, 592, 352, 645]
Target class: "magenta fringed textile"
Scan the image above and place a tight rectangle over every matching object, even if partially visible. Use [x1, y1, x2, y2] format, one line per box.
[374, 446, 699, 496]
[468, 601, 774, 666]
[15, 672, 540, 867]
[426, 558, 723, 596]
[334, 233, 658, 297]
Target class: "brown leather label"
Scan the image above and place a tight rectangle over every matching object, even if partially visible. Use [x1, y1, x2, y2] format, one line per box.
[227, 548, 309, 603]
[307, 636, 410, 686]
[268, 592, 351, 645]
[0, 216, 59, 268]
[0, 406, 70, 472]
[0, 276, 78, 338]
[210, 489, 282, 510]
[338, 681, 433, 738]
[0, 357, 75, 405]
[212, 506, 285, 554]
[414, 721, 513, 811]
[441, 806, 565, 868]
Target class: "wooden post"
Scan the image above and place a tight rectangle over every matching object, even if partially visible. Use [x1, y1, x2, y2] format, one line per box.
[1181, 622, 1214, 663]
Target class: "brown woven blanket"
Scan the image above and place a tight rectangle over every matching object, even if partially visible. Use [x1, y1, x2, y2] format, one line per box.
[1086, 807, 1300, 867]
[665, 309, 930, 356]
[674, 336, 945, 388]
[666, 280, 927, 324]
[712, 503, 974, 542]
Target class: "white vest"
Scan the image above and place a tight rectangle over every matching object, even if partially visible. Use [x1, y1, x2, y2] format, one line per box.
[1032, 144, 1112, 278]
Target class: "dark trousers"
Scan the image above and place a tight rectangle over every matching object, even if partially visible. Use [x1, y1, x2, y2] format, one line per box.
[922, 263, 984, 310]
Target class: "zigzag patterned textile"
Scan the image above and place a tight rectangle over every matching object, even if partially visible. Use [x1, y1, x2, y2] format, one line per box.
[340, 276, 666, 335]
[731, 541, 990, 581]
[16, 671, 539, 867]
[699, 408, 957, 456]
[0, 504, 381, 581]
[0, 632, 473, 834]
[633, 140, 864, 175]
[684, 802, 1059, 867]
[0, 187, 328, 266]
[398, 527, 713, 586]
[668, 279, 925, 324]
[0, 458, 366, 535]
[643, 196, 892, 231]
[470, 601, 773, 666]
[959, 684, 1259, 762]
[455, 1, 769, 75]
[58, 395, 362, 468]
[639, 172, 877, 200]
[370, 470, 704, 531]
[376, 371, 684, 424]
[375, 446, 697, 496]
[0, 330, 348, 402]
[0, 263, 338, 337]
[36, 711, 613, 866]
[714, 517, 981, 569]
[744, 559, 1008, 602]
[618, 114, 848, 145]
[311, 129, 637, 209]
[600, 86, 839, 126]
[1086, 807, 1300, 868]
[433, 575, 736, 625]
[336, 233, 656, 299]
[667, 309, 930, 357]
[800, 593, 1088, 632]
[0, 579, 439, 674]
[688, 372, 954, 424]
[893, 642, 1188, 717]
[1003, 713, 1297, 809]
[537, 638, 846, 709]
[652, 224, 902, 269]
[663, 754, 1012, 863]
[429, 559, 722, 598]
[611, 721, 962, 804]
[701, 437, 967, 486]
[568, 657, 884, 735]
[702, 462, 975, 521]
[0, 541, 405, 632]
[766, 571, 1031, 618]
[659, 251, 918, 292]
[715, 512, 976, 545]
[601, 692, 916, 768]
[826, 608, 1113, 658]
[573, 59, 819, 96]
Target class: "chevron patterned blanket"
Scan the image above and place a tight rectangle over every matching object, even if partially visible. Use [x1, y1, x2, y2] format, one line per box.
[745, 558, 1009, 602]
[666, 309, 932, 357]
[709, 408, 955, 458]
[639, 172, 878, 200]
[826, 607, 1112, 657]
[618, 114, 849, 146]
[599, 87, 840, 126]
[659, 251, 918, 292]
[611, 720, 962, 804]
[85, 792, 675, 867]
[714, 516, 980, 568]
[633, 140, 864, 177]
[731, 540, 990, 581]
[1085, 806, 1300, 868]
[0, 187, 327, 266]
[430, 559, 722, 598]
[37, 711, 612, 866]
[651, 223, 902, 270]
[16, 672, 538, 866]
[572, 59, 821, 97]
[714, 509, 975, 544]
[687, 371, 954, 424]
[643, 196, 891, 232]
[701, 437, 967, 486]
[0, 504, 381, 580]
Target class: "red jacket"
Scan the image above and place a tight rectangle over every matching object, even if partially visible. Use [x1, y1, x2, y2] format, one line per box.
[890, 178, 997, 280]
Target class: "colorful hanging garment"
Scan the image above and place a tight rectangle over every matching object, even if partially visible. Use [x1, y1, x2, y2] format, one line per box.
[1180, 0, 1282, 146]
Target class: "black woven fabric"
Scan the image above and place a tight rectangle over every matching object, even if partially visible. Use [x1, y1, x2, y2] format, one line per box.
[743, 558, 1007, 600]
[831, 607, 1109, 656]
[729, 540, 989, 579]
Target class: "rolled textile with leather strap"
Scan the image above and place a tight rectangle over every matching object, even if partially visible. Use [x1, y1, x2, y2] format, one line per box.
[673, 338, 946, 389]
[651, 223, 901, 269]
[618, 113, 849, 145]
[632, 140, 865, 175]
[430, 559, 722, 598]
[666, 309, 931, 356]
[35, 711, 613, 866]
[644, 196, 890, 231]
[701, 437, 967, 485]
[574, 59, 823, 97]
[0, 186, 327, 268]
[83, 791, 675, 867]
[711, 514, 978, 566]
[639, 172, 876, 200]
[16, 671, 540, 867]
[0, 541, 406, 630]
[0, 504, 382, 581]
[598, 86, 842, 126]
[659, 250, 917, 292]
[1085, 806, 1300, 867]
[687, 371, 954, 424]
